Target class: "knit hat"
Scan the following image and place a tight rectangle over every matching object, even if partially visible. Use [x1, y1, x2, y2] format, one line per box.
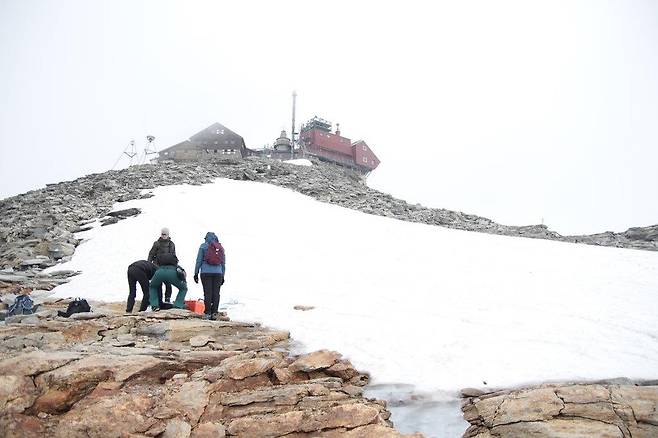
[161, 227, 170, 236]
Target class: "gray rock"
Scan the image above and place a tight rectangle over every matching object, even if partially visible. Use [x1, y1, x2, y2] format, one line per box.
[69, 312, 106, 320]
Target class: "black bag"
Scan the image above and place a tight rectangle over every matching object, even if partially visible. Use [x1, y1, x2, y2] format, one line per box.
[58, 298, 92, 318]
[176, 265, 187, 282]
[158, 253, 178, 266]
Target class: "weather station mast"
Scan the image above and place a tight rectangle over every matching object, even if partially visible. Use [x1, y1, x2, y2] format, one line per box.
[291, 90, 297, 160]
[142, 135, 157, 164]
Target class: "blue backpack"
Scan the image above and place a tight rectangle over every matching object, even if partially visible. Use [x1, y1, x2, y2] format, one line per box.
[7, 295, 35, 316]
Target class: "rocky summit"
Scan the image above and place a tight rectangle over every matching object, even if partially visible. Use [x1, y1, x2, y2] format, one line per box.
[0, 298, 421, 438]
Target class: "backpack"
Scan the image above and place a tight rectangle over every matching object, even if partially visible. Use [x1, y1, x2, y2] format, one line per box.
[7, 295, 35, 316]
[57, 298, 91, 318]
[176, 265, 187, 282]
[204, 241, 225, 265]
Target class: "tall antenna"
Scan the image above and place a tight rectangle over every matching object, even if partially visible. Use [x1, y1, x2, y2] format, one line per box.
[111, 139, 138, 170]
[124, 140, 137, 164]
[291, 90, 297, 160]
[142, 135, 157, 164]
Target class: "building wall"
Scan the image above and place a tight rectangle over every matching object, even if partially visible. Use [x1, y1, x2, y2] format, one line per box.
[352, 141, 380, 171]
[305, 144, 354, 167]
[160, 148, 243, 161]
[300, 129, 353, 156]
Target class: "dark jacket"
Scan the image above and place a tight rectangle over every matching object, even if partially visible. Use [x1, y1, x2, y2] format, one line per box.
[195, 232, 225, 276]
[148, 238, 176, 265]
[128, 260, 158, 279]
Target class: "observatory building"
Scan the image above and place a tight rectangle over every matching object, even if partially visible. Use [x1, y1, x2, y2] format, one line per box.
[159, 123, 247, 161]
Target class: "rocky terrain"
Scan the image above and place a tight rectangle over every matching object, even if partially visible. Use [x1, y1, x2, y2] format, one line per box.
[0, 297, 420, 437]
[0, 158, 655, 276]
[1, 158, 657, 437]
[461, 383, 658, 438]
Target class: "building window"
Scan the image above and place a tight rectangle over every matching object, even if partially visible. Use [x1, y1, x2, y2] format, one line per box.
[215, 129, 224, 135]
[362, 157, 367, 163]
[362, 144, 367, 151]
[214, 149, 217, 153]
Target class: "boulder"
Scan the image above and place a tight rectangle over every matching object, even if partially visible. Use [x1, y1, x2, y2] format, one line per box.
[0, 375, 38, 413]
[191, 422, 226, 438]
[162, 419, 192, 438]
[289, 350, 342, 372]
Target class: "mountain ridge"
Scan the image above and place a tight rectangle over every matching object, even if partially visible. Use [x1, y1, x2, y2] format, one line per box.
[0, 157, 655, 277]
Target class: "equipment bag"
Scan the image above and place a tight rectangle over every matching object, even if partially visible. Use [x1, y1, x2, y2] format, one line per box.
[7, 295, 35, 316]
[58, 298, 91, 318]
[204, 241, 225, 265]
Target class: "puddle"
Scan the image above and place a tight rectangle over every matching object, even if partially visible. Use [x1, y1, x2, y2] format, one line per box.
[364, 383, 469, 437]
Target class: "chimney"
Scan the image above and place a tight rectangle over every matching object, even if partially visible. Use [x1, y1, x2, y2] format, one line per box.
[336, 123, 341, 136]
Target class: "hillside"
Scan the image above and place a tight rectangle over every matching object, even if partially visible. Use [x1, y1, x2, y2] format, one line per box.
[1, 159, 658, 437]
[0, 158, 656, 278]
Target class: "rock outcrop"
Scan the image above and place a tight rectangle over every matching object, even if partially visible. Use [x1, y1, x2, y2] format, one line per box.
[461, 383, 658, 437]
[0, 300, 420, 437]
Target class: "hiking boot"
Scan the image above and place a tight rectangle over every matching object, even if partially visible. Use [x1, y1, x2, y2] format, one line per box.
[152, 307, 160, 312]
[202, 313, 211, 320]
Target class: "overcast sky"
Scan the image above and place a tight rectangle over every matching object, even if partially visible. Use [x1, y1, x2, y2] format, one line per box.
[1, 0, 657, 235]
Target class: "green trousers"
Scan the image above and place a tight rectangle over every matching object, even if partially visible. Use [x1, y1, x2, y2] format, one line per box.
[149, 266, 188, 309]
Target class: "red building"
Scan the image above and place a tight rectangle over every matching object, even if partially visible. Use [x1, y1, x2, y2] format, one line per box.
[299, 117, 380, 173]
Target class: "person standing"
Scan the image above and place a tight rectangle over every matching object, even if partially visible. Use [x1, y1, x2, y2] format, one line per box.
[194, 232, 225, 320]
[148, 227, 176, 302]
[148, 253, 188, 311]
[126, 260, 157, 312]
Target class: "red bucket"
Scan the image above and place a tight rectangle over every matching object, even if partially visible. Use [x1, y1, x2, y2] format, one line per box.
[185, 300, 205, 314]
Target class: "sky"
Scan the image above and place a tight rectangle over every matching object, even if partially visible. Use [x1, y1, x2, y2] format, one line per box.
[47, 175, 658, 436]
[1, 0, 657, 235]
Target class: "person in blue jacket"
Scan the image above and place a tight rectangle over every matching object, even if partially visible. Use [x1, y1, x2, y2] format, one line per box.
[194, 232, 225, 320]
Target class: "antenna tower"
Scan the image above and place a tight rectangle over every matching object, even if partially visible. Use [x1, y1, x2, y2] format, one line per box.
[111, 139, 139, 170]
[291, 91, 297, 160]
[142, 135, 158, 164]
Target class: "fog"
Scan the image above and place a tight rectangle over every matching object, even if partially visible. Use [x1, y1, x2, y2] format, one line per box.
[1, 0, 657, 235]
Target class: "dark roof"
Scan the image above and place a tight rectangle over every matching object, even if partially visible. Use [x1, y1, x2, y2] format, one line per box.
[160, 123, 245, 154]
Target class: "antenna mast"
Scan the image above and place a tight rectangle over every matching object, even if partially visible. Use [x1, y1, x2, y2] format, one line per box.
[291, 91, 297, 160]
[124, 140, 137, 165]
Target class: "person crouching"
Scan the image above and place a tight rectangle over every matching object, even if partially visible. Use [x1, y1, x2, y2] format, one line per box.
[126, 260, 157, 313]
[148, 253, 187, 311]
